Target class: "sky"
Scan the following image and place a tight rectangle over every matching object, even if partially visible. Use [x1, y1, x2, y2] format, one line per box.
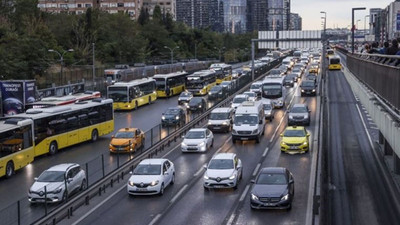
[291, 0, 395, 30]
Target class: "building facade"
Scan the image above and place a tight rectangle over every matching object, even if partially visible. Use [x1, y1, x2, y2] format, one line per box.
[143, 0, 176, 20]
[247, 0, 290, 32]
[176, 0, 222, 31]
[385, 1, 400, 40]
[222, 0, 247, 33]
[289, 13, 301, 30]
[246, 0, 268, 32]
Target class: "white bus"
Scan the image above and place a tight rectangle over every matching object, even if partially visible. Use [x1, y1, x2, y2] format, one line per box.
[261, 76, 286, 108]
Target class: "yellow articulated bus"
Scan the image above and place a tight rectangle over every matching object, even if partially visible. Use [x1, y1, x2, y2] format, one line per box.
[153, 71, 188, 98]
[328, 56, 341, 70]
[210, 63, 233, 84]
[1, 99, 114, 178]
[185, 70, 217, 96]
[107, 78, 157, 110]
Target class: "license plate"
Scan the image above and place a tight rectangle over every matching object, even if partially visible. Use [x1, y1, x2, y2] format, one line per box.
[137, 188, 147, 191]
[213, 127, 220, 129]
[241, 137, 248, 140]
[214, 185, 224, 188]
[290, 146, 298, 150]
[188, 148, 197, 150]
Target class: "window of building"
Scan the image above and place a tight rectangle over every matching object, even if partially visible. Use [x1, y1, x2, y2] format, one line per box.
[85, 3, 92, 8]
[101, 3, 109, 7]
[110, 3, 117, 7]
[117, 3, 124, 7]
[37, 3, 45, 8]
[60, 4, 67, 9]
[77, 3, 82, 8]
[68, 4, 75, 8]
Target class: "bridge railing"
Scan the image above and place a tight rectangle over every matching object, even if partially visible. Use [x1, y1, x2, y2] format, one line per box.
[336, 46, 400, 112]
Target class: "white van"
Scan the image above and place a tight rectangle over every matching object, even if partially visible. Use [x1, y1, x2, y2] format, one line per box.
[232, 101, 265, 143]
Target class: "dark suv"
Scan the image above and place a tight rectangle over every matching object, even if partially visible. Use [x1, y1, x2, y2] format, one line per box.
[161, 106, 186, 126]
[187, 97, 207, 112]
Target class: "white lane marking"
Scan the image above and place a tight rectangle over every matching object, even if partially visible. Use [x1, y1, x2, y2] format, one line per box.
[367, 117, 373, 121]
[252, 163, 261, 176]
[148, 214, 162, 225]
[356, 104, 375, 148]
[225, 136, 232, 144]
[162, 144, 181, 158]
[262, 147, 269, 157]
[227, 213, 236, 225]
[270, 115, 285, 142]
[239, 184, 250, 202]
[170, 184, 188, 204]
[370, 126, 378, 130]
[72, 185, 126, 225]
[193, 167, 204, 177]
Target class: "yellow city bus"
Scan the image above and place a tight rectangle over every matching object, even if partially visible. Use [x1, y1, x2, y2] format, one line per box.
[328, 56, 341, 70]
[153, 71, 188, 98]
[210, 64, 233, 84]
[0, 118, 34, 178]
[1, 99, 114, 178]
[186, 70, 217, 95]
[107, 78, 157, 110]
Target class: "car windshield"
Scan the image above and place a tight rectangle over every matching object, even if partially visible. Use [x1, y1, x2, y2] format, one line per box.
[302, 81, 315, 87]
[185, 131, 205, 139]
[291, 106, 307, 113]
[234, 114, 258, 125]
[251, 84, 261, 89]
[208, 159, 234, 170]
[115, 131, 135, 138]
[307, 75, 316, 80]
[210, 112, 229, 120]
[257, 173, 287, 185]
[233, 97, 246, 103]
[133, 164, 161, 175]
[244, 92, 255, 97]
[190, 98, 202, 104]
[292, 69, 301, 73]
[165, 108, 180, 114]
[37, 171, 65, 182]
[211, 86, 222, 92]
[284, 129, 306, 137]
[263, 104, 272, 110]
[180, 92, 191, 97]
[221, 82, 231, 86]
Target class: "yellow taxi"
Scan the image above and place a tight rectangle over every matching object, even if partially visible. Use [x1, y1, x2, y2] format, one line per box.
[280, 126, 310, 153]
[308, 63, 319, 74]
[109, 128, 145, 153]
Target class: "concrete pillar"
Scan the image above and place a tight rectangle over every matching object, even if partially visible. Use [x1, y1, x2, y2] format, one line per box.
[378, 131, 384, 145]
[384, 139, 393, 156]
[394, 154, 400, 175]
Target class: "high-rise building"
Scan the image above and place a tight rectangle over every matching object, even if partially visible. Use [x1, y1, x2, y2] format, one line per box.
[289, 13, 301, 30]
[246, 0, 268, 32]
[385, 1, 400, 40]
[222, 0, 247, 33]
[369, 8, 383, 42]
[247, 0, 290, 32]
[176, 0, 222, 31]
[36, 0, 143, 20]
[143, 0, 177, 20]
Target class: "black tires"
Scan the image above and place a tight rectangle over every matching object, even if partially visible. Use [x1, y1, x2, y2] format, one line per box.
[159, 184, 165, 196]
[91, 129, 98, 142]
[5, 161, 14, 178]
[81, 179, 87, 191]
[49, 141, 58, 155]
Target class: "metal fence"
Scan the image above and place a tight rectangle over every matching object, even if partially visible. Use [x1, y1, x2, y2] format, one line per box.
[344, 52, 400, 112]
[0, 58, 283, 225]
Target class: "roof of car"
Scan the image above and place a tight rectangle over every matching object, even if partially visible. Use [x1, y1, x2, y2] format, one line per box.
[139, 158, 166, 165]
[211, 107, 232, 113]
[260, 167, 286, 174]
[47, 163, 79, 171]
[167, 106, 183, 111]
[213, 153, 235, 160]
[188, 128, 207, 132]
[117, 128, 137, 132]
[285, 126, 306, 131]
[292, 103, 306, 108]
[234, 94, 247, 98]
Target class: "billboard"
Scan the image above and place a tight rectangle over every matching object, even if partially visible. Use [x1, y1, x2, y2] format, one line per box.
[0, 80, 36, 116]
[397, 12, 400, 31]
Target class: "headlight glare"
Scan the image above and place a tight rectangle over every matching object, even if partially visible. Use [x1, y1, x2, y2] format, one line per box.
[281, 194, 289, 201]
[251, 193, 259, 201]
[150, 180, 159, 186]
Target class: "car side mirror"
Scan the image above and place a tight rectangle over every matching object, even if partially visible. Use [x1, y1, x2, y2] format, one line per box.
[34, 177, 38, 181]
[250, 179, 255, 184]
[129, 171, 133, 175]
[308, 110, 311, 113]
[182, 135, 185, 139]
[164, 172, 169, 175]
[237, 166, 242, 170]
[289, 179, 294, 184]
[280, 133, 283, 137]
[203, 164, 207, 170]
[67, 178, 73, 183]
[307, 133, 310, 137]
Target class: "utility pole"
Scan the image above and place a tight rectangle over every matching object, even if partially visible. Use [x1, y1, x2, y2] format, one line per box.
[92, 43, 95, 90]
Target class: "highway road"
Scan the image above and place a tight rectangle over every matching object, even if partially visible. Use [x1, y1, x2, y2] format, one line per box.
[57, 68, 321, 225]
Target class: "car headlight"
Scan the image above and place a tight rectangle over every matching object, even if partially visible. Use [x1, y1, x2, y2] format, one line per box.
[222, 121, 228, 125]
[251, 193, 259, 201]
[312, 89, 316, 92]
[176, 116, 179, 120]
[198, 142, 205, 147]
[128, 181, 135, 186]
[150, 180, 159, 186]
[281, 141, 287, 145]
[289, 115, 293, 119]
[301, 90, 305, 92]
[186, 105, 190, 108]
[232, 129, 237, 134]
[54, 187, 63, 194]
[204, 174, 209, 179]
[304, 115, 309, 118]
[290, 80, 293, 83]
[281, 194, 289, 201]
[208, 121, 212, 125]
[303, 141, 308, 145]
[252, 129, 258, 134]
[181, 142, 187, 147]
[229, 174, 236, 180]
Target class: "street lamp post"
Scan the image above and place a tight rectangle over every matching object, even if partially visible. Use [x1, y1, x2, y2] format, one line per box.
[352, 7, 366, 53]
[164, 46, 179, 72]
[214, 47, 225, 62]
[320, 11, 327, 38]
[320, 11, 327, 81]
[48, 48, 74, 85]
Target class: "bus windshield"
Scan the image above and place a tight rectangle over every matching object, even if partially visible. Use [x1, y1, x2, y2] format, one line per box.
[108, 87, 128, 102]
[154, 78, 166, 90]
[330, 58, 340, 64]
[262, 84, 282, 98]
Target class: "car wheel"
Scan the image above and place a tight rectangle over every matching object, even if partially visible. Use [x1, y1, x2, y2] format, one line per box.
[5, 161, 14, 178]
[255, 136, 260, 143]
[232, 138, 236, 144]
[80, 179, 87, 191]
[49, 141, 58, 155]
[287, 203, 292, 211]
[135, 101, 138, 110]
[148, 96, 152, 105]
[204, 186, 209, 191]
[159, 183, 165, 196]
[91, 129, 98, 142]
[233, 180, 238, 190]
[171, 173, 175, 185]
[211, 139, 214, 147]
[62, 191, 68, 202]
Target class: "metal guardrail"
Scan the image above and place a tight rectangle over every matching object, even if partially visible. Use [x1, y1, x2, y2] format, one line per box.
[31, 58, 284, 225]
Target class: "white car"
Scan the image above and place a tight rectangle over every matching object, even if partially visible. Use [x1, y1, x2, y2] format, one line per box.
[181, 128, 214, 152]
[243, 91, 257, 101]
[262, 100, 275, 121]
[231, 94, 248, 109]
[203, 153, 243, 190]
[127, 158, 175, 195]
[28, 163, 86, 203]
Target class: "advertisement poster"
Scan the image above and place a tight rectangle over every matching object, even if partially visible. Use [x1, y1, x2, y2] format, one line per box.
[397, 12, 400, 31]
[0, 81, 24, 115]
[25, 81, 36, 105]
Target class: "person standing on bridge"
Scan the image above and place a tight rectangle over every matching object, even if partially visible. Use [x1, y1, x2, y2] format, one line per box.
[368, 42, 379, 54]
[379, 42, 389, 54]
[386, 39, 399, 55]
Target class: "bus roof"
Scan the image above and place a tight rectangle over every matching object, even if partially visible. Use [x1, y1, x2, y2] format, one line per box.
[153, 71, 188, 79]
[33, 91, 101, 104]
[189, 70, 215, 77]
[210, 63, 232, 69]
[112, 78, 155, 87]
[263, 76, 284, 84]
[0, 118, 33, 132]
[8, 99, 113, 120]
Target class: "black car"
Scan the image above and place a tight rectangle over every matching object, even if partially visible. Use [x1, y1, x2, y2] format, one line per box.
[208, 85, 227, 100]
[178, 92, 193, 105]
[161, 106, 186, 126]
[286, 73, 298, 82]
[300, 80, 317, 96]
[250, 167, 294, 210]
[305, 74, 317, 84]
[187, 97, 207, 112]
